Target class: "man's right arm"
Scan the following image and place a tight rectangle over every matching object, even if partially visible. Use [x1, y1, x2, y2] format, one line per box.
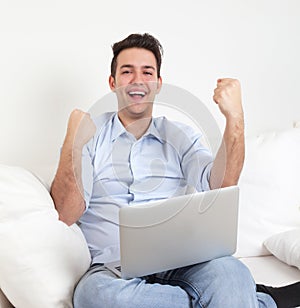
[50, 109, 96, 226]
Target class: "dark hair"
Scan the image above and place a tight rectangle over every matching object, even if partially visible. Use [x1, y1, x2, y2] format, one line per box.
[110, 33, 163, 78]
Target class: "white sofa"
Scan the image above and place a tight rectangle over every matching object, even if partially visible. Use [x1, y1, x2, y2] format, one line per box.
[236, 123, 300, 288]
[0, 124, 300, 308]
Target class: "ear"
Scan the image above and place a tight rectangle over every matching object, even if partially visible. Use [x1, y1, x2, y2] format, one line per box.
[156, 76, 163, 94]
[109, 75, 116, 91]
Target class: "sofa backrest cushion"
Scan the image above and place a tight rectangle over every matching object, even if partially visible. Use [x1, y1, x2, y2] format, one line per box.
[0, 164, 91, 308]
[235, 126, 300, 257]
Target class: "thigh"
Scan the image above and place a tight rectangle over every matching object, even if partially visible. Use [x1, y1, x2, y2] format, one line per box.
[73, 264, 191, 308]
[153, 256, 260, 308]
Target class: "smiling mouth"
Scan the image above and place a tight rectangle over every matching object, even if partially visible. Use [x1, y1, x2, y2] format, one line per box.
[128, 91, 146, 98]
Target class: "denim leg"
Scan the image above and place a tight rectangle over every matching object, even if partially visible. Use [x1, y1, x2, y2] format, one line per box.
[73, 264, 191, 308]
[153, 256, 277, 308]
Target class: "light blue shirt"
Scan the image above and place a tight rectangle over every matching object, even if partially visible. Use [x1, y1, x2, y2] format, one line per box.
[80, 112, 213, 264]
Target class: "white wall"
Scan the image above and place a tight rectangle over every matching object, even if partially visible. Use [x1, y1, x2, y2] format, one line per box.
[0, 0, 299, 178]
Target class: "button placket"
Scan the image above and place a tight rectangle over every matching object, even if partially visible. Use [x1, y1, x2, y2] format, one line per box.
[128, 140, 142, 201]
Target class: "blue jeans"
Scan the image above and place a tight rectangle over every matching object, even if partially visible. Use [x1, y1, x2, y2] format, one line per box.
[73, 256, 277, 308]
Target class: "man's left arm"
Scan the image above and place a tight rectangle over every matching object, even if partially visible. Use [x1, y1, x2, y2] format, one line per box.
[209, 78, 245, 189]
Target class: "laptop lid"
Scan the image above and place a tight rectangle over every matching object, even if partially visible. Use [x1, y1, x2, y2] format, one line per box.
[119, 185, 239, 279]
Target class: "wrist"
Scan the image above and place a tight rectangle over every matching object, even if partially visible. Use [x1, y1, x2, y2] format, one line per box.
[225, 111, 244, 125]
[224, 115, 245, 139]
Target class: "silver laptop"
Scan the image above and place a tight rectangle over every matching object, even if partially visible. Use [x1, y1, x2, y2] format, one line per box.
[105, 185, 239, 279]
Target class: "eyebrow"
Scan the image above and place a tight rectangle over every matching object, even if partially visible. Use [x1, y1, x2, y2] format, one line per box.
[120, 64, 156, 71]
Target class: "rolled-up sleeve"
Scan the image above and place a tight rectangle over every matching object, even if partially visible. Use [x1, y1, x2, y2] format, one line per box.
[180, 129, 213, 192]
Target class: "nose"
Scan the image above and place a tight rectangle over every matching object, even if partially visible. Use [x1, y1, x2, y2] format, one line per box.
[131, 71, 144, 84]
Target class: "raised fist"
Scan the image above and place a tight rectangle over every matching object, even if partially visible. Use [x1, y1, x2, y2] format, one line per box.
[213, 78, 243, 119]
[65, 109, 96, 150]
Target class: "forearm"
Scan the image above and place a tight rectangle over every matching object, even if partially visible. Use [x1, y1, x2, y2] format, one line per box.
[210, 115, 245, 189]
[50, 140, 85, 226]
[51, 109, 96, 225]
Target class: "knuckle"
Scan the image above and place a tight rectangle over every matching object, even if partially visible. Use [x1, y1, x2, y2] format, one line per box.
[231, 79, 240, 87]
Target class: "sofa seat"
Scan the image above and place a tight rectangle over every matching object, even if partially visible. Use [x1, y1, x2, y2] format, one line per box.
[240, 255, 300, 286]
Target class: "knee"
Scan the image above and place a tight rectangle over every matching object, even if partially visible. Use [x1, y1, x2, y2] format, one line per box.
[206, 255, 258, 304]
[73, 271, 144, 308]
[73, 272, 110, 308]
[73, 275, 96, 308]
[211, 256, 256, 290]
[198, 256, 258, 307]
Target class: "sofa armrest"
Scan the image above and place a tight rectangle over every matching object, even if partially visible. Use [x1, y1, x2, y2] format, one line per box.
[0, 289, 13, 308]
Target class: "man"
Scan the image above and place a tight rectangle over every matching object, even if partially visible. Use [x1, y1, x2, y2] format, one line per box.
[51, 33, 299, 307]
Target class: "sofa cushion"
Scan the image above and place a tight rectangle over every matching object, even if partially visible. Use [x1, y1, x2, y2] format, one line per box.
[235, 126, 300, 257]
[0, 164, 91, 308]
[264, 228, 300, 270]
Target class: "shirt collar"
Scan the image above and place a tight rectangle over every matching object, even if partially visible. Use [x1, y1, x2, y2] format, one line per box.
[144, 119, 164, 143]
[111, 113, 127, 142]
[111, 113, 164, 143]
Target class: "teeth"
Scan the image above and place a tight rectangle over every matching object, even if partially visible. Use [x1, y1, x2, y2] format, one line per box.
[128, 91, 146, 97]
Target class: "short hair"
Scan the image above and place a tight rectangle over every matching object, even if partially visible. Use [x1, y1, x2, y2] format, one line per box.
[110, 33, 163, 78]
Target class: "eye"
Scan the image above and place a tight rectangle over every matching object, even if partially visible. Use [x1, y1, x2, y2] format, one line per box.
[121, 70, 131, 74]
[143, 71, 153, 75]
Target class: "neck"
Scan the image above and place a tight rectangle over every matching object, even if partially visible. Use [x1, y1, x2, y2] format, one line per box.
[118, 113, 152, 140]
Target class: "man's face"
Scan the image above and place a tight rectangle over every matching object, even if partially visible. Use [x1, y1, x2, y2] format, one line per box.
[109, 47, 162, 119]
